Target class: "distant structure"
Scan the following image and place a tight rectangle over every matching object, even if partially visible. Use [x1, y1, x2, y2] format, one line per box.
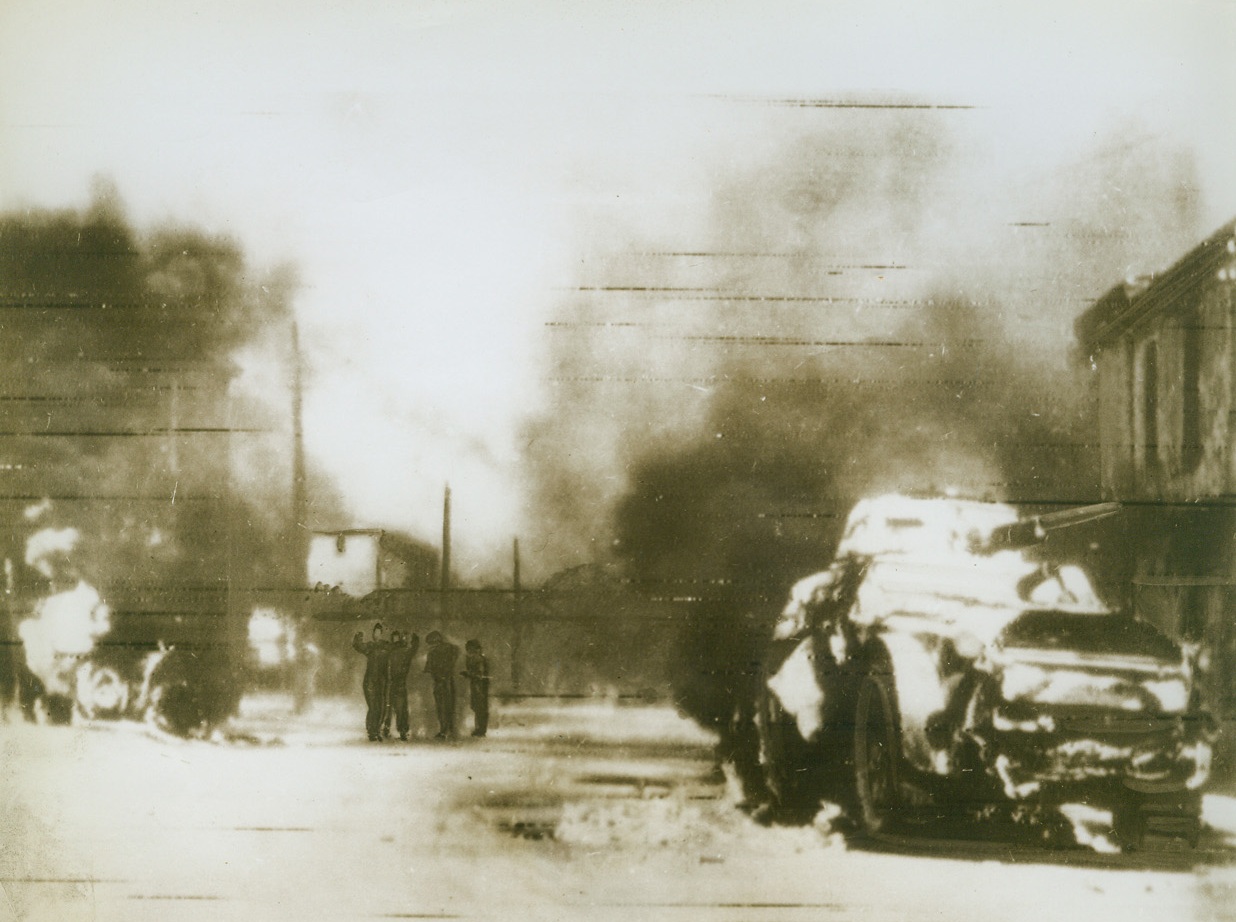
[1075, 218, 1236, 716]
[307, 529, 439, 598]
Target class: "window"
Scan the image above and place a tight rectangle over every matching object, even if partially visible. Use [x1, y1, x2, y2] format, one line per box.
[1142, 340, 1158, 470]
[1182, 308, 1202, 469]
[1124, 339, 1137, 471]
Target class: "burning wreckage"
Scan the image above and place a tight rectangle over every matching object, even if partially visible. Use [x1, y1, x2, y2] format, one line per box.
[13, 525, 241, 738]
[752, 495, 1215, 847]
[18, 603, 241, 739]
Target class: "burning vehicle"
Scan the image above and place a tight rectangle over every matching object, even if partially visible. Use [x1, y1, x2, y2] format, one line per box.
[756, 495, 1215, 848]
[13, 520, 243, 736]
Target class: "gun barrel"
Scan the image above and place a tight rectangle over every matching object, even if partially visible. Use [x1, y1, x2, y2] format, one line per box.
[981, 502, 1121, 552]
[1033, 502, 1122, 532]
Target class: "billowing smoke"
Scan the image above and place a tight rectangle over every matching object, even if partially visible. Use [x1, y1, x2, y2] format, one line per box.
[17, 523, 110, 719]
[522, 110, 1203, 733]
[0, 180, 304, 728]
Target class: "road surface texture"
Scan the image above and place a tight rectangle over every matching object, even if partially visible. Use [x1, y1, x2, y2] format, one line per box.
[4, 695, 1236, 921]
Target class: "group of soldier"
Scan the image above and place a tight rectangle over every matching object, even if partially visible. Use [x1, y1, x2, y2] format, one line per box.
[351, 622, 489, 742]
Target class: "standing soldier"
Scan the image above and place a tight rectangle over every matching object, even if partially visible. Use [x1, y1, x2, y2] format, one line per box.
[423, 631, 459, 739]
[352, 622, 390, 742]
[379, 630, 399, 739]
[0, 635, 15, 723]
[461, 639, 490, 738]
[384, 631, 419, 741]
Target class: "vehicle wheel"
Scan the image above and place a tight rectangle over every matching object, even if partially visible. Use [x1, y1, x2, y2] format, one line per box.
[43, 693, 74, 725]
[755, 679, 819, 816]
[854, 671, 902, 836]
[76, 664, 130, 720]
[1111, 799, 1145, 851]
[1114, 791, 1202, 850]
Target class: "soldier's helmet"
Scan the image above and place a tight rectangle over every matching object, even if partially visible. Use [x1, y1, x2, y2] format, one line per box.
[426, 631, 443, 645]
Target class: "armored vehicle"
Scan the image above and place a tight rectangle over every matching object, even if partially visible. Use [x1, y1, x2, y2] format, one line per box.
[756, 495, 1215, 847]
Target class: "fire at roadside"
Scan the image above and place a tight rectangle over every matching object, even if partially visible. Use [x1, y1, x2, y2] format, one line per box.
[2, 508, 244, 738]
[519, 116, 1218, 850]
[0, 187, 305, 738]
[740, 494, 1216, 852]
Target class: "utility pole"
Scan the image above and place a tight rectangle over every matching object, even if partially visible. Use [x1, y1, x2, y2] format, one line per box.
[440, 484, 451, 620]
[290, 321, 308, 589]
[3, 558, 14, 714]
[168, 378, 180, 477]
[224, 393, 241, 665]
[511, 537, 522, 693]
[289, 321, 312, 711]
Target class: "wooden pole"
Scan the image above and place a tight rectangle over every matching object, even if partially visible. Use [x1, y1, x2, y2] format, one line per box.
[511, 537, 522, 693]
[290, 321, 307, 589]
[225, 393, 241, 665]
[3, 558, 14, 713]
[440, 484, 451, 620]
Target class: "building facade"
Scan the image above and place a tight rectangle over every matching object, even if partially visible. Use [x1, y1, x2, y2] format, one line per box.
[307, 529, 439, 598]
[1076, 219, 1236, 717]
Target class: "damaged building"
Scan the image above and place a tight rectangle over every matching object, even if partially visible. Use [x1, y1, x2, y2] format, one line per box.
[307, 529, 439, 601]
[1075, 218, 1236, 724]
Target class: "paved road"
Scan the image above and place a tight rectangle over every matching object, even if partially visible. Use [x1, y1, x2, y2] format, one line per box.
[4, 696, 1236, 921]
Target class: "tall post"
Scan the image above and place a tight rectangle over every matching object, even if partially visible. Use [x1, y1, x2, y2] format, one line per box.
[3, 558, 15, 713]
[224, 393, 241, 666]
[290, 321, 308, 589]
[511, 537, 523, 693]
[168, 378, 180, 477]
[439, 483, 451, 620]
[289, 321, 311, 710]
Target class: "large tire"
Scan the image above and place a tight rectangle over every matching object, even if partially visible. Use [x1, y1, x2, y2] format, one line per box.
[854, 671, 902, 837]
[1111, 798, 1145, 851]
[1113, 791, 1202, 850]
[755, 678, 822, 816]
[43, 693, 74, 725]
[75, 664, 130, 720]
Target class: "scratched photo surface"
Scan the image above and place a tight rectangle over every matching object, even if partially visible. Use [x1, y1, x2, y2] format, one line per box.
[2, 2, 1236, 920]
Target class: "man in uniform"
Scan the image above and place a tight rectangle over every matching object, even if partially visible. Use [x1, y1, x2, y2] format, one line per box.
[352, 622, 390, 741]
[423, 630, 459, 739]
[383, 630, 419, 741]
[460, 639, 490, 737]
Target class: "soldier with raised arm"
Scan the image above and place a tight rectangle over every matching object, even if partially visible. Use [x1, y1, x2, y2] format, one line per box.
[352, 622, 390, 742]
[384, 630, 420, 741]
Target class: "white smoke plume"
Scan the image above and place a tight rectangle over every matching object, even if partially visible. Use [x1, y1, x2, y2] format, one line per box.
[18, 525, 111, 700]
[248, 608, 296, 668]
[25, 526, 80, 578]
[19, 582, 111, 699]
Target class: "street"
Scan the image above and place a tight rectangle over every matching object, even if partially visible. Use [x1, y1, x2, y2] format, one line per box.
[4, 696, 1236, 922]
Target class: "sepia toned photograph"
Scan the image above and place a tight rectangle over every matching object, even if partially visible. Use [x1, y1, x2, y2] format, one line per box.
[2, 2, 1236, 919]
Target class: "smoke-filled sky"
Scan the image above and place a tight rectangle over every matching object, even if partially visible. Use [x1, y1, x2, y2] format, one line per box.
[2, 0, 1234, 582]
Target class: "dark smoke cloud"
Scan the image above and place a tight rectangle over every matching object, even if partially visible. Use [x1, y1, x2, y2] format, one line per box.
[612, 297, 1078, 593]
[522, 111, 1202, 732]
[525, 113, 1202, 584]
[0, 181, 308, 722]
[1, 181, 284, 371]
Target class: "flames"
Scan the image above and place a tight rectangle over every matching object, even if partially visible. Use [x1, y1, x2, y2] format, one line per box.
[19, 580, 111, 698]
[1, 189, 311, 734]
[13, 508, 245, 736]
[517, 114, 1205, 759]
[17, 523, 111, 707]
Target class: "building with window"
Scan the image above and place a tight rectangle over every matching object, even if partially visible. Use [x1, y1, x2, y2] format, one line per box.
[307, 529, 439, 598]
[1075, 218, 1236, 716]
